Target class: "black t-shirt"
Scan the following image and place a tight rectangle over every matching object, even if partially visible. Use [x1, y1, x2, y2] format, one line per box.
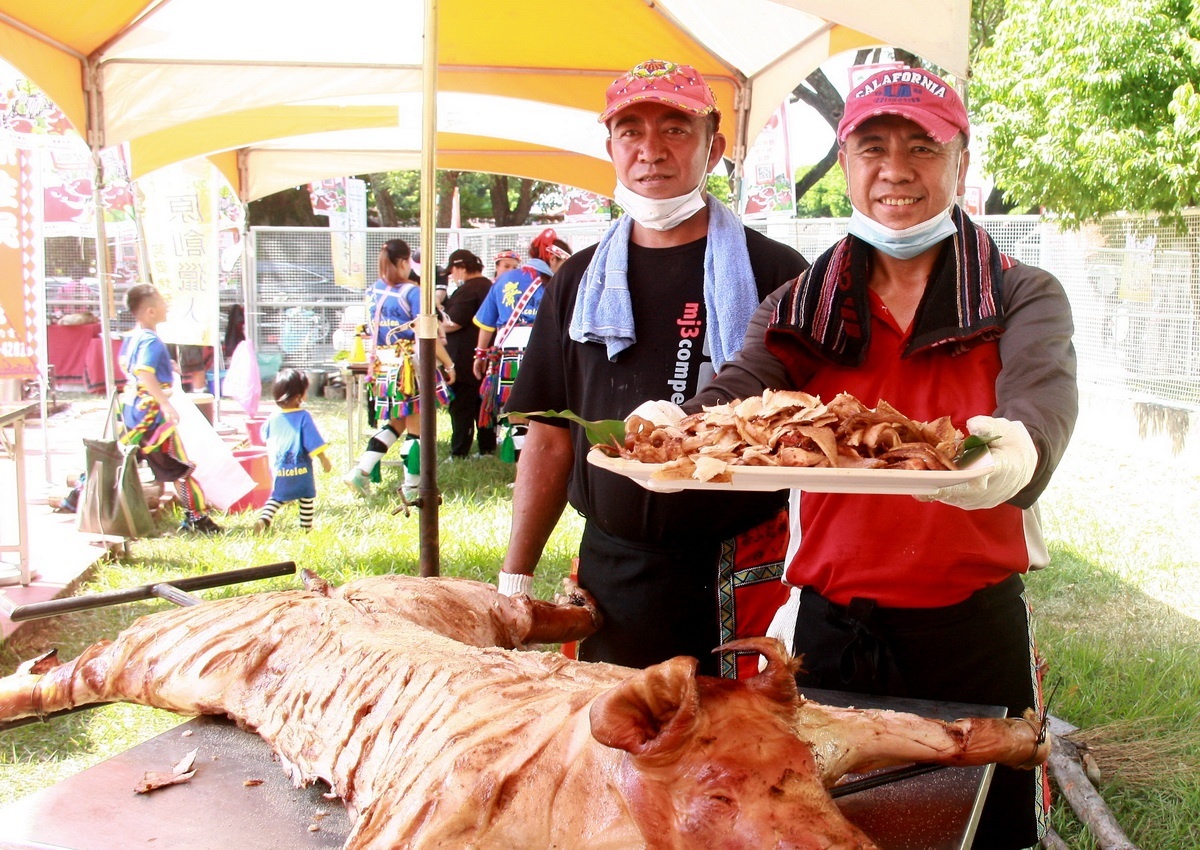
[442, 275, 492, 379]
[506, 227, 808, 546]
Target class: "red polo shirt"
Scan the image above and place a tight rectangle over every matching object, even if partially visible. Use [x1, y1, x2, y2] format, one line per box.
[776, 290, 1032, 608]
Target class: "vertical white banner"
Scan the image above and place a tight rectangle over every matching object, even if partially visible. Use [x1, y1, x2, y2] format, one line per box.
[331, 177, 367, 290]
[136, 160, 221, 346]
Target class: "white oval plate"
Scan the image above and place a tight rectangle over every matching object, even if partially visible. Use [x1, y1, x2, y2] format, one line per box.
[587, 448, 993, 495]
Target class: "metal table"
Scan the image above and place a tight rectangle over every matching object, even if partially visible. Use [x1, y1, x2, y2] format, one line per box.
[0, 715, 349, 850]
[807, 687, 1003, 850]
[0, 401, 37, 586]
[342, 363, 367, 465]
[0, 691, 1001, 850]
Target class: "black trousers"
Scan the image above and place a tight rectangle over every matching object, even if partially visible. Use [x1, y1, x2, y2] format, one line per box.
[447, 379, 495, 457]
[791, 575, 1042, 850]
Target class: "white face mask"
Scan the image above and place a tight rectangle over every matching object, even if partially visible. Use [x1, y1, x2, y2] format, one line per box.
[846, 202, 957, 259]
[613, 136, 713, 232]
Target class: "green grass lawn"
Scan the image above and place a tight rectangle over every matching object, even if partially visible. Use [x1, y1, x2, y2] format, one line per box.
[2, 393, 1198, 848]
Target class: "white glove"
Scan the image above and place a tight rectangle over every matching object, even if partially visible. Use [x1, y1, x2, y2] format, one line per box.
[497, 572, 534, 597]
[626, 399, 686, 427]
[918, 415, 1037, 510]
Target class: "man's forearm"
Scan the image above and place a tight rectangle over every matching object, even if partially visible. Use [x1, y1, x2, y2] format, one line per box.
[501, 422, 573, 575]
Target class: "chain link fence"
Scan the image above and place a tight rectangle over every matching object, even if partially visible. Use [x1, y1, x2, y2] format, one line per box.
[42, 211, 1200, 412]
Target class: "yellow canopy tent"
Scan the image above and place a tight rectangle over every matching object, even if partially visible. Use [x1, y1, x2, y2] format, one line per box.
[0, 0, 968, 199]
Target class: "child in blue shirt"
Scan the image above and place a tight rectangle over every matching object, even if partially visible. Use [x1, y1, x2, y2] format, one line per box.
[255, 369, 332, 533]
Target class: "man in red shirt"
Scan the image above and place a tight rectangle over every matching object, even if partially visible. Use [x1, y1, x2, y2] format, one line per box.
[689, 68, 1077, 849]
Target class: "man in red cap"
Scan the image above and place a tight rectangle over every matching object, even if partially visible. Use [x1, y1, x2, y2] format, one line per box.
[688, 67, 1078, 849]
[497, 60, 808, 676]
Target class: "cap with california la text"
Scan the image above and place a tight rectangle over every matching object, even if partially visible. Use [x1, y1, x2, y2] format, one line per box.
[837, 68, 969, 144]
[599, 59, 720, 124]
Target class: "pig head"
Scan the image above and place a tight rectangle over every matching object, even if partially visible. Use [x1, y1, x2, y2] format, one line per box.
[588, 637, 877, 850]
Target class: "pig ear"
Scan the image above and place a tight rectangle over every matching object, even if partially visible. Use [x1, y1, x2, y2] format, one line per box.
[589, 656, 700, 758]
[715, 637, 800, 706]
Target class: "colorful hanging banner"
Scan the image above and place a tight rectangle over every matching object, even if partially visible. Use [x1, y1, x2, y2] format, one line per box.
[740, 105, 795, 219]
[0, 140, 38, 378]
[308, 178, 347, 216]
[0, 72, 68, 380]
[562, 187, 612, 222]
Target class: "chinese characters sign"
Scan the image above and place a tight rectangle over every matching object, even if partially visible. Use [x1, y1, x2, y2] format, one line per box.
[137, 159, 220, 346]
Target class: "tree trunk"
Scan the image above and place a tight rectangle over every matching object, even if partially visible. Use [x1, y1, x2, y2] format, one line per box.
[368, 174, 399, 226]
[247, 187, 321, 227]
[511, 179, 535, 225]
[490, 175, 514, 226]
[438, 171, 461, 228]
[788, 52, 870, 206]
[794, 144, 841, 204]
[984, 186, 1018, 215]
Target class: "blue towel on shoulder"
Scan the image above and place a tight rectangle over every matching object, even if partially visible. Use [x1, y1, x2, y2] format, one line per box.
[568, 195, 758, 370]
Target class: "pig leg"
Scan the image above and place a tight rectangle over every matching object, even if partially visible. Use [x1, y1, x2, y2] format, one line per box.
[335, 575, 601, 649]
[494, 580, 603, 646]
[0, 641, 128, 721]
[799, 702, 1049, 784]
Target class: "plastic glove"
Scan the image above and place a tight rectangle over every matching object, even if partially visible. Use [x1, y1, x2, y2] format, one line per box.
[626, 399, 686, 428]
[497, 571, 534, 597]
[917, 415, 1037, 510]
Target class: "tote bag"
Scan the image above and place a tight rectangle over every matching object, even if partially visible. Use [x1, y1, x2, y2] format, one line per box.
[77, 436, 156, 539]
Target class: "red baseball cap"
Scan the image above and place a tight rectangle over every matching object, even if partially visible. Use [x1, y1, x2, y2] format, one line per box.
[837, 68, 969, 144]
[599, 59, 720, 125]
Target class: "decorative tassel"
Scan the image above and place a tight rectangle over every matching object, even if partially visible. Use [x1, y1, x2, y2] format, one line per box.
[499, 426, 517, 463]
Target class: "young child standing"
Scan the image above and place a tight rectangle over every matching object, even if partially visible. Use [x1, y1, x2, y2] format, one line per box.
[119, 283, 221, 535]
[256, 369, 332, 532]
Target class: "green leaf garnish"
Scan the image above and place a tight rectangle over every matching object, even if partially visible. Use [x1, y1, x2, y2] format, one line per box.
[954, 434, 1000, 468]
[510, 410, 626, 452]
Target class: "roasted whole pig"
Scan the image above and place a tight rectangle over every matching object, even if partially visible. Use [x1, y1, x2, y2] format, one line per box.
[0, 574, 1048, 850]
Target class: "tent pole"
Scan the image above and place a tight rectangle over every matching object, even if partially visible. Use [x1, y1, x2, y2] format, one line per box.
[84, 58, 117, 420]
[90, 149, 116, 408]
[415, 0, 440, 578]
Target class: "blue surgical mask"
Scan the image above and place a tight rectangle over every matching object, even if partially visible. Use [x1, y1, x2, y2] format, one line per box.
[846, 203, 957, 259]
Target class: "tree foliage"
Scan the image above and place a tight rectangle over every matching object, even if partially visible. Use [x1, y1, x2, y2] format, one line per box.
[794, 165, 851, 218]
[249, 171, 556, 228]
[973, 0, 1200, 222]
[368, 171, 556, 227]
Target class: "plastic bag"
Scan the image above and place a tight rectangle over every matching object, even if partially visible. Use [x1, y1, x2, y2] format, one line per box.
[222, 339, 262, 417]
[171, 377, 256, 510]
